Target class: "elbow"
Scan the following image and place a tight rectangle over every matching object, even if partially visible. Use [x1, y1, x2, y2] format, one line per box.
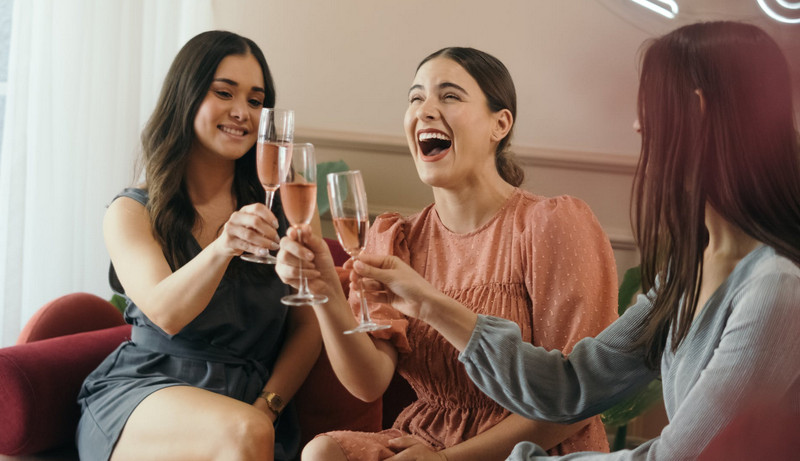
[341, 376, 390, 403]
[156, 320, 183, 336]
[350, 386, 385, 404]
[145, 312, 185, 336]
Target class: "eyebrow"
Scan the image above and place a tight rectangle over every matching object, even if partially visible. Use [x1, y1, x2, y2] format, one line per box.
[213, 78, 265, 94]
[408, 82, 468, 95]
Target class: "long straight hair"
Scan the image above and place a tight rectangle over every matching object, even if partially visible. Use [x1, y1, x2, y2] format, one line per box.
[632, 21, 800, 369]
[140, 31, 276, 270]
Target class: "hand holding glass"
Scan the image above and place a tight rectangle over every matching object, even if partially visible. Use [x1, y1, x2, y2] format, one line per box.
[241, 108, 294, 264]
[327, 171, 391, 334]
[280, 143, 329, 306]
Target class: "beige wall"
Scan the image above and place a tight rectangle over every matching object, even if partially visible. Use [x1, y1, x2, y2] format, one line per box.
[209, 0, 799, 278]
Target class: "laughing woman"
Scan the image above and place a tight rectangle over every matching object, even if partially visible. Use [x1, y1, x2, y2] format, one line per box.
[277, 47, 619, 460]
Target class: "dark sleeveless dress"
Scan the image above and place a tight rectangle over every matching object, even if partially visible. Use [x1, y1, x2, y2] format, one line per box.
[76, 188, 299, 460]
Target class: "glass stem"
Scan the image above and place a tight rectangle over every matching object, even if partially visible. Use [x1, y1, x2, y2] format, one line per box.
[296, 227, 310, 296]
[265, 189, 276, 209]
[357, 258, 373, 325]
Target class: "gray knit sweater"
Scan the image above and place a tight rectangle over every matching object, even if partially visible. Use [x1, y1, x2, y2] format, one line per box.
[459, 245, 800, 460]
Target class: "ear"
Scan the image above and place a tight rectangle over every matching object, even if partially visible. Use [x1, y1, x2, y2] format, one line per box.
[694, 89, 706, 113]
[490, 109, 513, 142]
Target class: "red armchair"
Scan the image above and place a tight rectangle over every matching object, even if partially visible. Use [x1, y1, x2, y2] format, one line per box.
[0, 238, 414, 459]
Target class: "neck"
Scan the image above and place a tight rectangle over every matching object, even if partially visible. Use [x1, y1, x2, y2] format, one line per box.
[185, 151, 236, 207]
[432, 173, 515, 234]
[704, 204, 760, 259]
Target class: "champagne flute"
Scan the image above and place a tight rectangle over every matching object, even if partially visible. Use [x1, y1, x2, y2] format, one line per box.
[241, 108, 294, 264]
[280, 143, 329, 306]
[327, 171, 391, 334]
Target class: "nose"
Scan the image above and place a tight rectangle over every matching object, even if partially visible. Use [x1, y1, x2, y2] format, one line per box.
[633, 119, 641, 134]
[416, 97, 439, 121]
[230, 98, 249, 121]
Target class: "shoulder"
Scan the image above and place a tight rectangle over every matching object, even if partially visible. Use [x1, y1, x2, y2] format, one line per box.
[105, 188, 150, 233]
[371, 204, 431, 237]
[366, 206, 432, 260]
[730, 247, 800, 322]
[111, 187, 148, 206]
[514, 191, 602, 232]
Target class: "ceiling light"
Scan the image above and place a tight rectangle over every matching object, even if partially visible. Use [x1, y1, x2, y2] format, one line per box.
[629, 0, 679, 19]
[757, 0, 800, 23]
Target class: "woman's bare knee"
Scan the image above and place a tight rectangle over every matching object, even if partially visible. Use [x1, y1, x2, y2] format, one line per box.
[214, 410, 274, 460]
[112, 387, 275, 461]
[302, 435, 346, 461]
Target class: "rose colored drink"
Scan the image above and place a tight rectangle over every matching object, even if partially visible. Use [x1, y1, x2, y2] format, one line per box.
[257, 142, 291, 191]
[332, 217, 368, 255]
[281, 183, 317, 226]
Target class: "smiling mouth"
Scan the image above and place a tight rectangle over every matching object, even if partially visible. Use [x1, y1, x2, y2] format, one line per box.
[418, 132, 452, 156]
[220, 125, 247, 136]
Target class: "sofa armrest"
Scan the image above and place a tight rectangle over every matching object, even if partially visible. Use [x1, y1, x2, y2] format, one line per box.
[16, 293, 125, 345]
[0, 325, 131, 456]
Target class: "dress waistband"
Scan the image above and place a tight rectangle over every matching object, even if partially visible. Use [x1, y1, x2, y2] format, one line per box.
[131, 325, 267, 377]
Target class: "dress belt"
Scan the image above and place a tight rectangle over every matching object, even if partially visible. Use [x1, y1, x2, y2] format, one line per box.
[130, 325, 268, 378]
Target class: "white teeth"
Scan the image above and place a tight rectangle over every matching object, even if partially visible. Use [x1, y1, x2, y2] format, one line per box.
[220, 126, 245, 136]
[418, 132, 451, 142]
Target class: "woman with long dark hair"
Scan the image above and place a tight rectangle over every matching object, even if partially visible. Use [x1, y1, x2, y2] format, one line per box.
[277, 47, 619, 460]
[76, 31, 321, 461]
[344, 22, 800, 459]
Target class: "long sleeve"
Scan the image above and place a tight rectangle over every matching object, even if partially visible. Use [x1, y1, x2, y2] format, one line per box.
[459, 249, 800, 460]
[459, 292, 660, 425]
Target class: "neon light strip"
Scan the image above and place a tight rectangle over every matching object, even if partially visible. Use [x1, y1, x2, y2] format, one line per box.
[628, 0, 679, 19]
[775, 0, 800, 9]
[757, 0, 800, 23]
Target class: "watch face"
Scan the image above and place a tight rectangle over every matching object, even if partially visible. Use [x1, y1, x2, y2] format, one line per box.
[268, 393, 284, 410]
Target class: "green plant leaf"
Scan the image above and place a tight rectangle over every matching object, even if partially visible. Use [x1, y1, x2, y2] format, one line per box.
[109, 294, 128, 315]
[316, 160, 350, 216]
[618, 265, 642, 316]
[601, 379, 663, 428]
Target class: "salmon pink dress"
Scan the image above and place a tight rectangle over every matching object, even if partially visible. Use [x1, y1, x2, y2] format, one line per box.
[325, 189, 618, 459]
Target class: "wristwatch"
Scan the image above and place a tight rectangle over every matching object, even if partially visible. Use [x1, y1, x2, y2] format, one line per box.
[259, 391, 285, 416]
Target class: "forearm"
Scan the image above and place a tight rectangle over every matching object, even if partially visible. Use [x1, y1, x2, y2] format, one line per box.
[460, 315, 657, 424]
[136, 245, 232, 334]
[261, 307, 322, 403]
[441, 413, 591, 461]
[311, 290, 398, 402]
[420, 290, 479, 352]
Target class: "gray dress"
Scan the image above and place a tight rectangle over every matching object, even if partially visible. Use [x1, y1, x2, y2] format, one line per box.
[459, 245, 800, 460]
[76, 188, 299, 460]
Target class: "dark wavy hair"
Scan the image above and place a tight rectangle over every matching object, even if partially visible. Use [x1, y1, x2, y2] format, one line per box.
[417, 47, 525, 187]
[631, 21, 800, 369]
[140, 31, 276, 270]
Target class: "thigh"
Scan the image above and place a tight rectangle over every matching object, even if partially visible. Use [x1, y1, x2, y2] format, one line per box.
[111, 385, 273, 461]
[310, 429, 403, 461]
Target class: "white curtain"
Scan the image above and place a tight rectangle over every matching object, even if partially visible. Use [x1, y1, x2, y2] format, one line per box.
[0, 0, 213, 346]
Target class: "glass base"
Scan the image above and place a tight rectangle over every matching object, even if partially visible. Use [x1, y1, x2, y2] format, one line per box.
[343, 322, 392, 335]
[281, 293, 328, 306]
[240, 252, 277, 264]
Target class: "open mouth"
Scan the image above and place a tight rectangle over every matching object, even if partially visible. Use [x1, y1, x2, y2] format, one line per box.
[418, 131, 452, 157]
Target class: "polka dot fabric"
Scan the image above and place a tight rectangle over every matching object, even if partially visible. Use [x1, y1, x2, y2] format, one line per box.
[326, 189, 618, 458]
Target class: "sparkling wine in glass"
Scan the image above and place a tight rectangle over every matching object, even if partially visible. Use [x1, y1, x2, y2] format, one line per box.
[280, 143, 329, 306]
[241, 108, 294, 264]
[327, 171, 391, 334]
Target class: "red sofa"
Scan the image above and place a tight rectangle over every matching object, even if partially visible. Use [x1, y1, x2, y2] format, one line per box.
[0, 239, 414, 459]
